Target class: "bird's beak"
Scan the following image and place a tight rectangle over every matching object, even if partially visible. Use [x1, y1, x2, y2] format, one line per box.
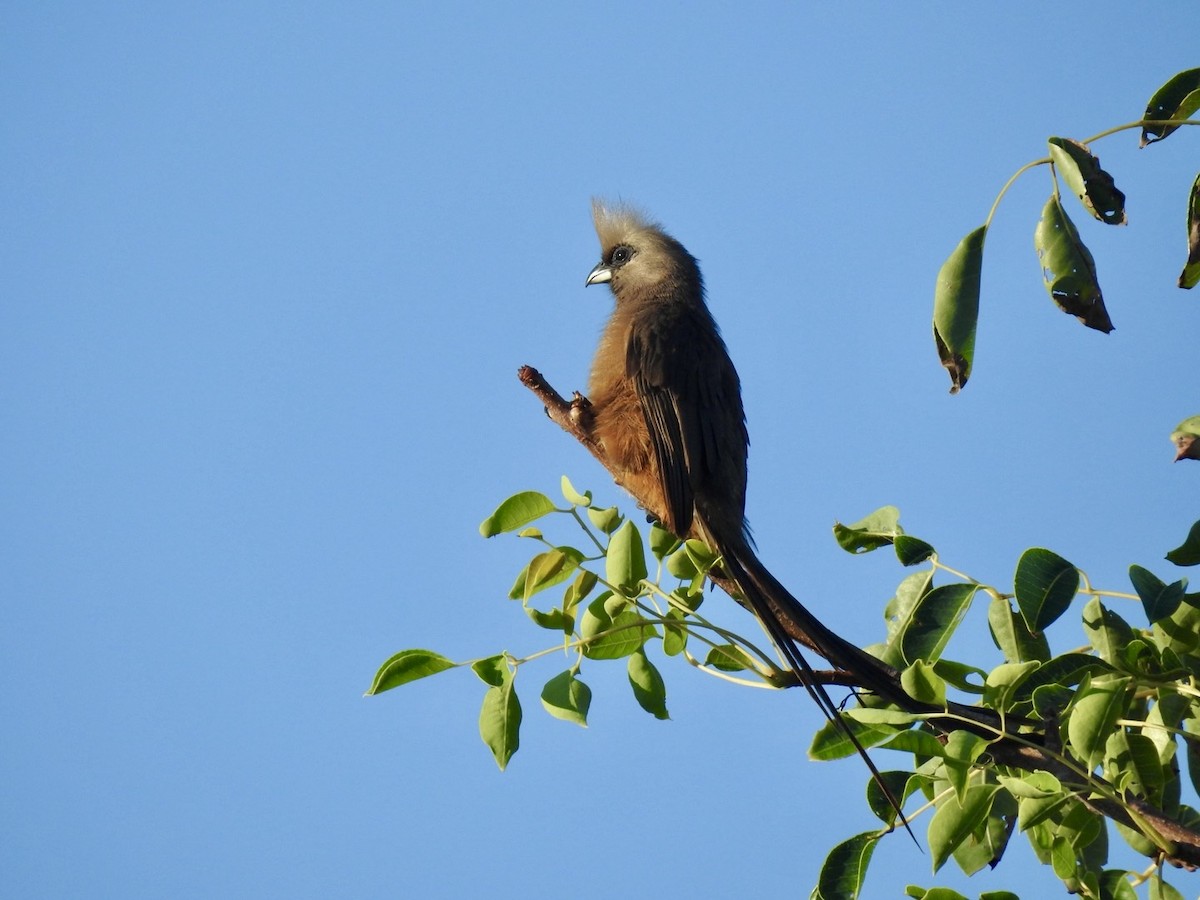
[585, 262, 612, 286]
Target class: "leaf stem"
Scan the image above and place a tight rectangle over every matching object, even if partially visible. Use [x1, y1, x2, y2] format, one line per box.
[984, 158, 1050, 230]
[1082, 117, 1199, 144]
[929, 558, 1005, 601]
[569, 507, 609, 554]
[681, 648, 778, 688]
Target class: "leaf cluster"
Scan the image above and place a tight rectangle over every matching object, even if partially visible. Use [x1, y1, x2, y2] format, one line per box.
[933, 68, 1200, 392]
[369, 476, 779, 770]
[372, 484, 1200, 899]
[814, 508, 1200, 899]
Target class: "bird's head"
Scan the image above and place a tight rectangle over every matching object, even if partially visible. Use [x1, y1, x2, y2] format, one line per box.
[585, 200, 702, 302]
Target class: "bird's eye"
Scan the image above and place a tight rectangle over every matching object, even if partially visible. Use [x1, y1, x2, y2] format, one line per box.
[611, 245, 633, 266]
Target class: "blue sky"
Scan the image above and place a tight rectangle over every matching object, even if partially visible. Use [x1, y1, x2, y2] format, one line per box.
[3, 4, 1197, 897]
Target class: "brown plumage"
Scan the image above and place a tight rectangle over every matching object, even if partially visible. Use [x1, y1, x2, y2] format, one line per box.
[583, 200, 910, 829]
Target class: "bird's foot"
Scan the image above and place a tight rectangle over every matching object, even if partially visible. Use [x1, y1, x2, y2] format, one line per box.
[569, 392, 594, 431]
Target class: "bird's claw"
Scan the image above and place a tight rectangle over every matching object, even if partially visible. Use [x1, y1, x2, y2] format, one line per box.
[569, 392, 594, 429]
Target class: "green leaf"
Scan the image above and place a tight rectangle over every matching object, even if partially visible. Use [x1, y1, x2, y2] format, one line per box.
[579, 594, 652, 660]
[1031, 684, 1074, 723]
[1068, 676, 1131, 769]
[1105, 730, 1164, 802]
[879, 727, 948, 762]
[1141, 67, 1200, 146]
[1116, 637, 1157, 676]
[1144, 690, 1188, 760]
[559, 475, 591, 507]
[1017, 801, 1075, 844]
[662, 608, 688, 656]
[648, 522, 679, 560]
[811, 716, 897, 761]
[1047, 137, 1126, 225]
[932, 225, 986, 393]
[627, 650, 669, 719]
[681, 539, 718, 573]
[942, 732, 989, 803]
[1098, 870, 1138, 900]
[982, 661, 1039, 713]
[1011, 652, 1115, 704]
[1081, 597, 1136, 666]
[1129, 564, 1186, 623]
[894, 534, 935, 567]
[366, 648, 457, 695]
[525, 604, 572, 632]
[586, 505, 622, 534]
[1115, 819, 1158, 857]
[988, 594, 1051, 663]
[929, 783, 1001, 873]
[1014, 547, 1079, 632]
[1166, 519, 1200, 565]
[665, 542, 699, 579]
[1149, 871, 1186, 900]
[952, 806, 1013, 876]
[845, 707, 923, 727]
[1172, 415, 1200, 462]
[1153, 592, 1200, 659]
[865, 770, 925, 826]
[540, 669, 591, 727]
[563, 569, 598, 618]
[833, 506, 902, 553]
[1049, 833, 1075, 880]
[1018, 794, 1074, 836]
[879, 570, 934, 666]
[1186, 718, 1200, 799]
[997, 770, 1062, 800]
[1180, 173, 1200, 289]
[670, 585, 704, 614]
[1034, 193, 1113, 332]
[508, 547, 585, 600]
[1061, 806, 1106, 872]
[479, 491, 557, 537]
[606, 519, 647, 593]
[904, 889, 968, 900]
[704, 643, 754, 672]
[898, 583, 978, 665]
[814, 830, 882, 900]
[479, 677, 521, 770]
[471, 654, 508, 687]
[931, 658, 987, 694]
[900, 659, 946, 706]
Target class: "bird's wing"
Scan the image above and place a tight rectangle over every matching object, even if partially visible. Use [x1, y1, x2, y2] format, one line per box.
[626, 310, 722, 538]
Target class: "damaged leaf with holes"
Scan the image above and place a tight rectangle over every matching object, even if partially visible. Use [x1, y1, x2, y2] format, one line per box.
[932, 225, 986, 393]
[1141, 67, 1200, 146]
[1034, 194, 1113, 332]
[1047, 137, 1126, 225]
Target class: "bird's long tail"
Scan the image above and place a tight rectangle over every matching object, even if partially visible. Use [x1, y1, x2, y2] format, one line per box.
[710, 532, 915, 837]
[719, 538, 908, 703]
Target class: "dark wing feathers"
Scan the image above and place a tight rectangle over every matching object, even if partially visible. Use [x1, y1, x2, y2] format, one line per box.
[627, 307, 738, 538]
[628, 327, 693, 536]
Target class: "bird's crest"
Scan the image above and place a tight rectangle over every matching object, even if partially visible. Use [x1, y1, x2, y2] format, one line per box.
[591, 199, 658, 253]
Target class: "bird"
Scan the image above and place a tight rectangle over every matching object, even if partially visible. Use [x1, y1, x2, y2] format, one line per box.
[580, 199, 911, 827]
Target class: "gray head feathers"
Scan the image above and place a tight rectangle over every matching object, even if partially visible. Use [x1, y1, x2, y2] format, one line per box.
[591, 199, 659, 253]
[589, 199, 702, 299]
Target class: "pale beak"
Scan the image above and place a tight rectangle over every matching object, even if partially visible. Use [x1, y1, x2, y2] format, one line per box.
[585, 262, 612, 286]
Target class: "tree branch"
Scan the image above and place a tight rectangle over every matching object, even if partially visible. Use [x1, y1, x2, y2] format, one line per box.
[517, 364, 1200, 870]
